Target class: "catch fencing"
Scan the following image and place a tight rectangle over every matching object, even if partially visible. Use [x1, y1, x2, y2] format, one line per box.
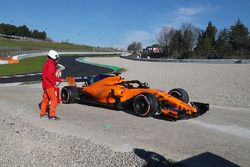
[0, 47, 47, 58]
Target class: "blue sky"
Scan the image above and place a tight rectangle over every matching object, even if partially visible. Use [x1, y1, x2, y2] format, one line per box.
[0, 0, 249, 48]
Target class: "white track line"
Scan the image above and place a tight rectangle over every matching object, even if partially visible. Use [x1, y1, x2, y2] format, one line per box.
[0, 73, 42, 79]
[189, 119, 250, 139]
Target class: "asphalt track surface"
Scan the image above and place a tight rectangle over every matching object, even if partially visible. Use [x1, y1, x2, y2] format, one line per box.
[0, 56, 113, 83]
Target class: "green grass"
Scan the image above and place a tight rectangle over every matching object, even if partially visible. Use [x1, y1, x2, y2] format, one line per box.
[0, 38, 94, 51]
[0, 56, 46, 76]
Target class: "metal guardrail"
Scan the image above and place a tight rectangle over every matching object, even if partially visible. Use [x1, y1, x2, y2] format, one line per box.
[120, 55, 250, 64]
[0, 51, 124, 65]
[0, 45, 122, 58]
[12, 52, 47, 60]
[11, 51, 124, 60]
[0, 60, 8, 65]
[59, 51, 123, 56]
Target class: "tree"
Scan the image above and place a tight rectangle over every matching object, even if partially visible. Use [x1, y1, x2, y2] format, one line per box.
[181, 29, 193, 58]
[39, 31, 47, 40]
[0, 22, 47, 40]
[194, 30, 204, 58]
[204, 21, 217, 46]
[195, 21, 217, 58]
[157, 27, 176, 47]
[0, 23, 4, 34]
[180, 23, 200, 49]
[30, 30, 47, 40]
[17, 25, 30, 37]
[127, 42, 142, 53]
[229, 18, 249, 58]
[31, 29, 40, 39]
[168, 29, 193, 59]
[248, 37, 250, 57]
[216, 28, 233, 58]
[182, 29, 192, 50]
[2, 24, 17, 35]
[157, 26, 176, 57]
[169, 30, 182, 58]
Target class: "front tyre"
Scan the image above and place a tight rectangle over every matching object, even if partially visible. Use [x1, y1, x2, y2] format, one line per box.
[61, 86, 79, 104]
[133, 93, 159, 117]
[168, 88, 189, 103]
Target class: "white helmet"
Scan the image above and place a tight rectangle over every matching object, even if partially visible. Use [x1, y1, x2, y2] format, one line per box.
[48, 50, 59, 60]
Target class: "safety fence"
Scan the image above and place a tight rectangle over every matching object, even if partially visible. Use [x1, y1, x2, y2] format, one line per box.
[0, 34, 42, 41]
[0, 48, 48, 58]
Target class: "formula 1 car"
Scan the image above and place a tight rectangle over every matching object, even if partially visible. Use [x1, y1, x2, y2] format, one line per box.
[61, 73, 209, 120]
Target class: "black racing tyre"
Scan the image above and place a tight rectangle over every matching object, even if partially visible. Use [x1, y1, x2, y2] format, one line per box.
[38, 102, 50, 112]
[168, 88, 189, 103]
[61, 86, 79, 104]
[133, 92, 159, 117]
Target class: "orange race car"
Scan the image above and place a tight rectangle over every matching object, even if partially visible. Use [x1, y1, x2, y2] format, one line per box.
[61, 73, 209, 120]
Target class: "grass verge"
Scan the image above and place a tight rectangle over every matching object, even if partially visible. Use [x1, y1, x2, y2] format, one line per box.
[0, 38, 93, 51]
[0, 56, 46, 76]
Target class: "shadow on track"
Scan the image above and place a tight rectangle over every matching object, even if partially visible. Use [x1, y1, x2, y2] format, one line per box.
[133, 149, 240, 167]
[134, 148, 171, 167]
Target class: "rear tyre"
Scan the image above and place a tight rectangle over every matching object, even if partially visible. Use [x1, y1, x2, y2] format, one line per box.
[38, 102, 50, 116]
[168, 88, 189, 103]
[133, 93, 159, 117]
[61, 86, 79, 104]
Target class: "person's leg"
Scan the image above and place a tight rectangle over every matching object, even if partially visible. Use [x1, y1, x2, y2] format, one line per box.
[46, 87, 58, 117]
[40, 91, 49, 116]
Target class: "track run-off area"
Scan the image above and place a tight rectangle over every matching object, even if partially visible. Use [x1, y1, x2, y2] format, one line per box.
[0, 56, 249, 166]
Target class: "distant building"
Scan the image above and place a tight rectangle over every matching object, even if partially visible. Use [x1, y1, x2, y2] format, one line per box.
[142, 45, 163, 58]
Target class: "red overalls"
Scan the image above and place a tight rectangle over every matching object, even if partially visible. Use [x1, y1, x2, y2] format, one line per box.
[40, 59, 62, 117]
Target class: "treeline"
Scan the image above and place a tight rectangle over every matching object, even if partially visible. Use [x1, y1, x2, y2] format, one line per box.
[158, 19, 250, 59]
[0, 23, 47, 40]
[129, 19, 250, 59]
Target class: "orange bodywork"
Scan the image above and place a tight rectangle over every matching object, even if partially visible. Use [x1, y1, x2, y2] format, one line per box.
[66, 75, 198, 118]
[0, 57, 19, 64]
